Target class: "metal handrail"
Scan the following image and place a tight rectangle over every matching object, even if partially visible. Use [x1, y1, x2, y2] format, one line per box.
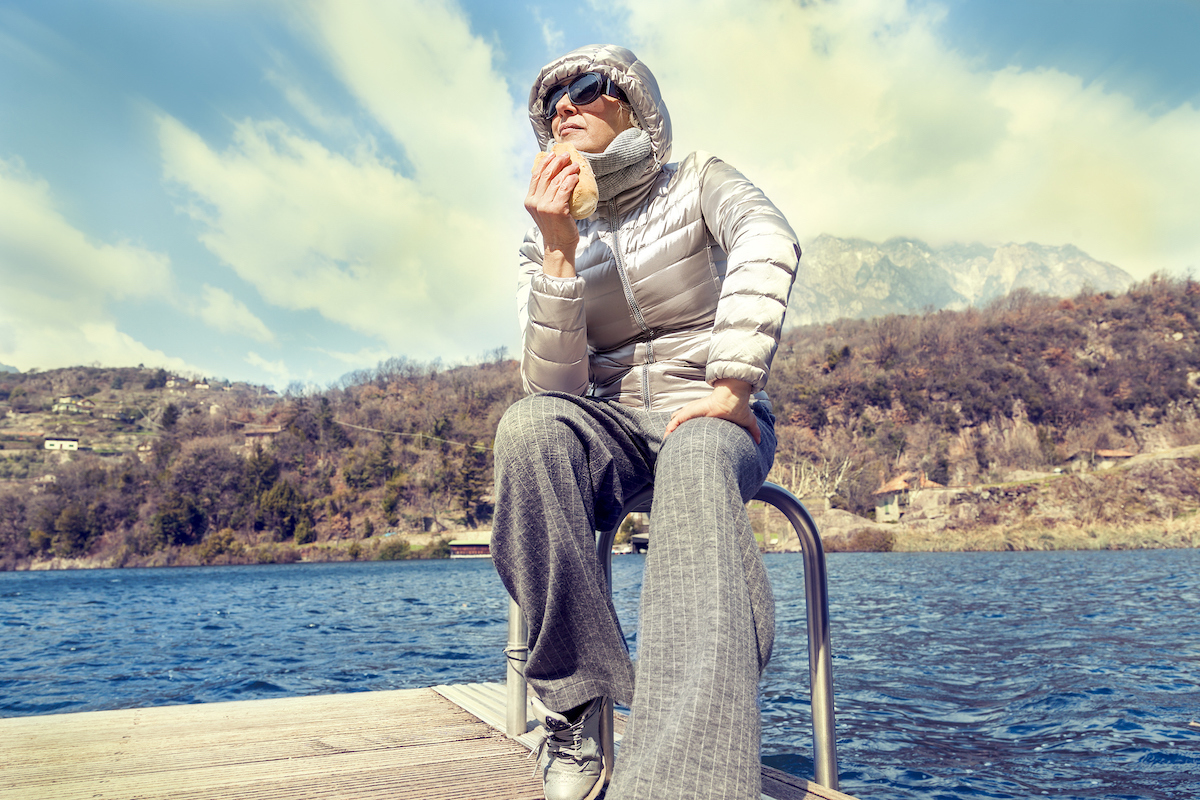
[504, 480, 839, 790]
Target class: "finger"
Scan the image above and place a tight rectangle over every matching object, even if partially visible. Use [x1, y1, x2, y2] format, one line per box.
[527, 156, 558, 201]
[531, 159, 579, 212]
[527, 179, 581, 228]
[664, 407, 694, 437]
[746, 413, 762, 445]
[533, 152, 574, 189]
[551, 172, 579, 207]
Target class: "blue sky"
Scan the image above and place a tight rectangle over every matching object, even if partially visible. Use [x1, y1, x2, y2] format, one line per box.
[2, 0, 1198, 390]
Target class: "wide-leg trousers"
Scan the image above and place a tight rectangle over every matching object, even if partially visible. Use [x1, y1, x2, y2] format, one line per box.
[491, 392, 777, 800]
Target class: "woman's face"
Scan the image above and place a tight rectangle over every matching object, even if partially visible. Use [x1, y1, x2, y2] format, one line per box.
[549, 85, 633, 153]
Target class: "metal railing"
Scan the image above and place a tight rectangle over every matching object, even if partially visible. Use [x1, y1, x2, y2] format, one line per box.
[504, 480, 839, 790]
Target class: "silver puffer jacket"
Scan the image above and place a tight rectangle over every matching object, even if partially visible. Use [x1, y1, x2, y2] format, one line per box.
[518, 44, 800, 412]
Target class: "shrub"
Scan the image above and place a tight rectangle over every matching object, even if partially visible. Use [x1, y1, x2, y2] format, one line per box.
[151, 492, 205, 547]
[294, 519, 316, 545]
[848, 527, 895, 552]
[28, 528, 51, 553]
[197, 528, 243, 563]
[375, 537, 411, 560]
[420, 537, 451, 559]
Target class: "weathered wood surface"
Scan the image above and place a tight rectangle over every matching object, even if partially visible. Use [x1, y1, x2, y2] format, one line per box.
[1, 684, 859, 800]
[436, 682, 859, 800]
[0, 688, 543, 800]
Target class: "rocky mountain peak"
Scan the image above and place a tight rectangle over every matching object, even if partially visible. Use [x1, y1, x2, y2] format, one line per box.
[786, 235, 1133, 328]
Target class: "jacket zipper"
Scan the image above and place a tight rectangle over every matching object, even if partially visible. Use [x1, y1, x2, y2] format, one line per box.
[608, 199, 653, 408]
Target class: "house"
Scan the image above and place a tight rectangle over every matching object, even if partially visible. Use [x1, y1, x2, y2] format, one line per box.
[1095, 449, 1135, 469]
[52, 395, 96, 414]
[243, 425, 284, 447]
[44, 437, 79, 451]
[448, 531, 493, 558]
[873, 471, 944, 523]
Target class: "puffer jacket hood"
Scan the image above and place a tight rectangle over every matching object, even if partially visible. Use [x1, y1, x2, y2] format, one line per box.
[528, 44, 672, 169]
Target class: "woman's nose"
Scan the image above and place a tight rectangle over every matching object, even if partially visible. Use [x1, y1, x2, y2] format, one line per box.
[554, 92, 576, 117]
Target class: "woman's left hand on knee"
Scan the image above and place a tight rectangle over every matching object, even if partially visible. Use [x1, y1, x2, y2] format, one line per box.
[664, 378, 761, 444]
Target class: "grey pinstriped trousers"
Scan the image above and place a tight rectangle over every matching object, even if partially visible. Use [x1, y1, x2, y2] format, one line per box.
[491, 392, 777, 800]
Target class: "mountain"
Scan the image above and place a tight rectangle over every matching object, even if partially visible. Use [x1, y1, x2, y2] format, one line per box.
[785, 235, 1135, 327]
[0, 363, 18, 374]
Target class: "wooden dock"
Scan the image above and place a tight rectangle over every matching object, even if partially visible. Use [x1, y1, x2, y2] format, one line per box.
[0, 683, 858, 800]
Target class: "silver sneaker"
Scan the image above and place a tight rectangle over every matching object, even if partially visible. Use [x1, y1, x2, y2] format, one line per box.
[530, 696, 607, 800]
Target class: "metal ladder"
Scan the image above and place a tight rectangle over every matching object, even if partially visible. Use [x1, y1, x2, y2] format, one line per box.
[504, 480, 839, 790]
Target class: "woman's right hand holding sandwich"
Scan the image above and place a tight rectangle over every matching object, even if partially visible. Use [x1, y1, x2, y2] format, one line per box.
[525, 152, 580, 278]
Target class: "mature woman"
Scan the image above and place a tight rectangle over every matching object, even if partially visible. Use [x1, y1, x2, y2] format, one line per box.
[491, 44, 800, 800]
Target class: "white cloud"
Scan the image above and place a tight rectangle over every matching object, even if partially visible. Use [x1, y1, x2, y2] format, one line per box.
[611, 0, 1200, 278]
[313, 345, 395, 368]
[197, 285, 275, 343]
[0, 157, 194, 373]
[531, 7, 565, 54]
[303, 0, 529, 211]
[245, 351, 291, 386]
[265, 67, 357, 141]
[159, 0, 529, 364]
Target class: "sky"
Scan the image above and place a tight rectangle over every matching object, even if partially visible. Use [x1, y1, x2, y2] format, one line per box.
[1, 0, 1198, 390]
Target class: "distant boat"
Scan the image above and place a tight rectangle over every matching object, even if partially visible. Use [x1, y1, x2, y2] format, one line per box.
[611, 542, 633, 555]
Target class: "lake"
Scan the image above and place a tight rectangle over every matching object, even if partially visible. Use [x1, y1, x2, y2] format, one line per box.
[2, 549, 1198, 799]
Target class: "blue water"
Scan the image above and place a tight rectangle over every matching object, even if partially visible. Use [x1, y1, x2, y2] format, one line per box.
[2, 551, 1198, 799]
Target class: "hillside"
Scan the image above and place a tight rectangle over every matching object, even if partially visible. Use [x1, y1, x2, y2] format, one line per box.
[766, 274, 1200, 551]
[2, 276, 1199, 569]
[0, 357, 518, 569]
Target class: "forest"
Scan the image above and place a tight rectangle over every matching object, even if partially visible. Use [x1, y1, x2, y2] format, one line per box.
[1, 275, 1199, 569]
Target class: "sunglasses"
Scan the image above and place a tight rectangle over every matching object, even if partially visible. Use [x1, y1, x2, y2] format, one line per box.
[541, 72, 627, 120]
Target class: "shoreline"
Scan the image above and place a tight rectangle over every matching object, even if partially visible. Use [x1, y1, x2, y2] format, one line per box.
[7, 524, 1198, 572]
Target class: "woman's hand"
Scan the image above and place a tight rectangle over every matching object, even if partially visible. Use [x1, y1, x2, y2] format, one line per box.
[664, 378, 761, 444]
[525, 152, 581, 278]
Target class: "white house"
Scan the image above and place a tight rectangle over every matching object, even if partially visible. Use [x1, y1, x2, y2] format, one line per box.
[53, 395, 95, 414]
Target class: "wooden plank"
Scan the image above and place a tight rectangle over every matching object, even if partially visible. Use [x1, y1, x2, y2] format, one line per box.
[435, 682, 859, 800]
[0, 689, 543, 800]
[1, 685, 862, 800]
[762, 766, 861, 800]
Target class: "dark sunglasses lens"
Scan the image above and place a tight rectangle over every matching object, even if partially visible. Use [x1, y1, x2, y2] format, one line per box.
[543, 73, 607, 119]
[568, 73, 604, 105]
[543, 86, 568, 118]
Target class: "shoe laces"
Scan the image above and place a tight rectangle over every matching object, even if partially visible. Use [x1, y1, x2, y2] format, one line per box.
[529, 708, 591, 772]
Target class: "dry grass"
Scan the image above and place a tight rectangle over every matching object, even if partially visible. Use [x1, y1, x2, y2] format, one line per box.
[892, 513, 1200, 552]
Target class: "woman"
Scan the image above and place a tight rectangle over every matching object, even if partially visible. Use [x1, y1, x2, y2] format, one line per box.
[491, 44, 800, 800]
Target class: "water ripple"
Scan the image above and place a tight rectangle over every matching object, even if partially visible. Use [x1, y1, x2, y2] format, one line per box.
[2, 551, 1198, 799]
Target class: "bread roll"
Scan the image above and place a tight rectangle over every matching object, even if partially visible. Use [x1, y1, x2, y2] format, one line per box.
[532, 142, 598, 219]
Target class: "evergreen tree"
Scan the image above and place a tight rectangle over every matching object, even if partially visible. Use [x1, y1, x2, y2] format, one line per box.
[53, 503, 93, 556]
[259, 480, 304, 541]
[151, 492, 205, 547]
